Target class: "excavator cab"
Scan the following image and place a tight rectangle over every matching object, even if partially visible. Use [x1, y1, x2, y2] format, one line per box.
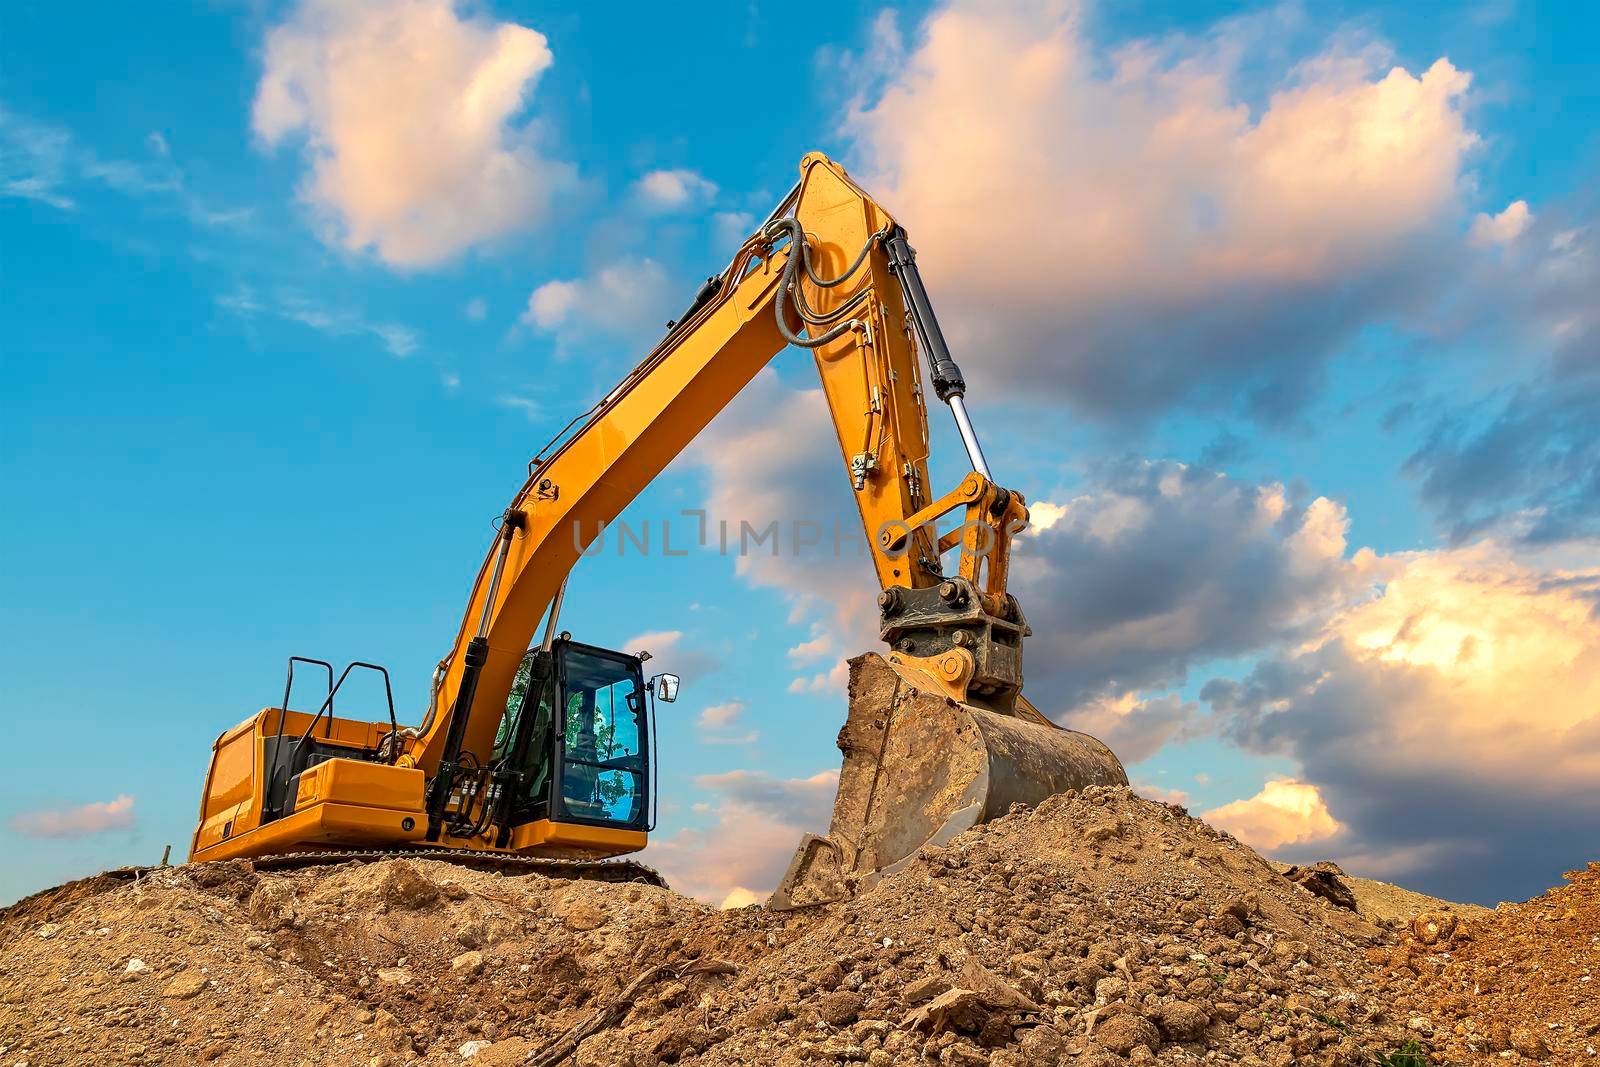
[492, 637, 670, 834]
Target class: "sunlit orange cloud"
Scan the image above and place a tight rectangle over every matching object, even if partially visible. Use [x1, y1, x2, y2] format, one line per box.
[1204, 779, 1342, 851]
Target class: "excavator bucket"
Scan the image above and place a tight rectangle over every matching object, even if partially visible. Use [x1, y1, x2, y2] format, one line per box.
[769, 652, 1127, 909]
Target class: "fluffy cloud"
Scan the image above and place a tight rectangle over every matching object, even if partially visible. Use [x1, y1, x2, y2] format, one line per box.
[1203, 779, 1342, 851]
[843, 1, 1477, 419]
[10, 795, 135, 838]
[644, 769, 838, 904]
[633, 168, 717, 213]
[254, 0, 573, 267]
[1206, 542, 1600, 902]
[1016, 461, 1379, 712]
[523, 257, 675, 348]
[697, 701, 744, 729]
[1468, 200, 1532, 247]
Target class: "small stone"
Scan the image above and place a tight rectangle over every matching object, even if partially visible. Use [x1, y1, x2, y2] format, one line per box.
[375, 968, 412, 985]
[458, 1039, 491, 1059]
[35, 924, 60, 940]
[124, 958, 148, 975]
[161, 972, 209, 1000]
[450, 951, 484, 978]
[1407, 1017, 1433, 1036]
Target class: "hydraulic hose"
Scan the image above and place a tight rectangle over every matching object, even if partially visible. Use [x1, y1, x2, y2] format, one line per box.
[764, 217, 884, 348]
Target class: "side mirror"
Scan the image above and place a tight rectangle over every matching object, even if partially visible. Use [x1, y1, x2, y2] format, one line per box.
[651, 673, 680, 703]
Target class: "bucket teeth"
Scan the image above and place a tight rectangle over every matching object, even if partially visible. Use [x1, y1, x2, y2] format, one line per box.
[769, 652, 1126, 910]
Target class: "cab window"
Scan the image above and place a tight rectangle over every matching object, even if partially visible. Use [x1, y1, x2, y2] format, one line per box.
[558, 648, 646, 826]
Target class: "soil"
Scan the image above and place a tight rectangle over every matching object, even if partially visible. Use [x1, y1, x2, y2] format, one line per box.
[1, 787, 1592, 1067]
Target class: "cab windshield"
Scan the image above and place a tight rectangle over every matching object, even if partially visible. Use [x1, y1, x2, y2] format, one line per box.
[558, 648, 646, 826]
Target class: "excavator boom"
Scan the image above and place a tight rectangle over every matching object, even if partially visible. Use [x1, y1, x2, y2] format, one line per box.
[188, 153, 1125, 895]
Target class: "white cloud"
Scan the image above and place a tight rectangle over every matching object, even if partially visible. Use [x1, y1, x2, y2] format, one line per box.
[842, 1, 1478, 418]
[698, 701, 744, 729]
[1203, 779, 1342, 851]
[253, 0, 574, 267]
[10, 795, 135, 838]
[464, 297, 488, 321]
[1468, 199, 1533, 247]
[523, 257, 674, 348]
[633, 168, 718, 213]
[786, 635, 832, 663]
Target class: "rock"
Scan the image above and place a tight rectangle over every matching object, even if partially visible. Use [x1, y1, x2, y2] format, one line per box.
[1154, 1001, 1209, 1042]
[1219, 894, 1259, 924]
[458, 1039, 491, 1058]
[375, 968, 412, 985]
[247, 880, 299, 931]
[1018, 1023, 1066, 1062]
[1410, 910, 1460, 946]
[1211, 914, 1245, 937]
[1281, 862, 1358, 912]
[35, 924, 60, 940]
[450, 951, 485, 978]
[161, 971, 209, 1000]
[809, 960, 846, 991]
[905, 973, 953, 1005]
[817, 990, 865, 1027]
[1096, 1014, 1160, 1056]
[375, 863, 440, 910]
[124, 958, 148, 975]
[1510, 1027, 1550, 1060]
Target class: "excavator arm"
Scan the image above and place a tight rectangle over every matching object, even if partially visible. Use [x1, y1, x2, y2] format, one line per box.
[406, 154, 1032, 806]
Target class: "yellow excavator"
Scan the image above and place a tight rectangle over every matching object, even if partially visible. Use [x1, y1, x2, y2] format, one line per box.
[189, 152, 1126, 904]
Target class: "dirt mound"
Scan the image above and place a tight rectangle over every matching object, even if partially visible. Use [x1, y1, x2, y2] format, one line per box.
[1, 788, 1586, 1066]
[1371, 861, 1599, 1063]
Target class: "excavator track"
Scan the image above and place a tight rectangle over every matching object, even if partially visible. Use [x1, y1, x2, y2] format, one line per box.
[112, 850, 667, 887]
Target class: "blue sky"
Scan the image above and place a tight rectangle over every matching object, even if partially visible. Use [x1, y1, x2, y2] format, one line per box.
[3, 0, 1596, 907]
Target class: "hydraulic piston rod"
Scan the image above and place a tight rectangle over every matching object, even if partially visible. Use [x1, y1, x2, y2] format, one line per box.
[884, 229, 991, 478]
